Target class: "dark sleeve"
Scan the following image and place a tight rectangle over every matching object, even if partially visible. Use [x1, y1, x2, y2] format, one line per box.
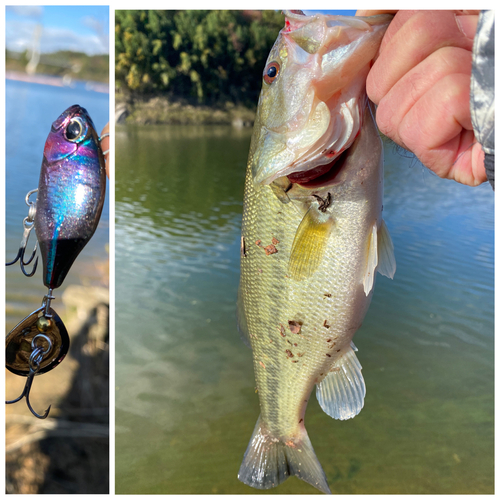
[470, 10, 495, 190]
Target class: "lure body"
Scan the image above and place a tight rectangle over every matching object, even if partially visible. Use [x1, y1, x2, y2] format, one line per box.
[36, 105, 106, 289]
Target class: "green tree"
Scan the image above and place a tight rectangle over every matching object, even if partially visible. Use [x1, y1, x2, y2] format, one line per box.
[115, 10, 284, 106]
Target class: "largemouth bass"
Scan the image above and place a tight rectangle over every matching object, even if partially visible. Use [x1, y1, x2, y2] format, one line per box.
[238, 11, 395, 494]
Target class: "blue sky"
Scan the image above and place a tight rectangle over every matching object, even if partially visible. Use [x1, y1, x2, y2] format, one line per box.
[5, 6, 109, 55]
[3, 8, 354, 56]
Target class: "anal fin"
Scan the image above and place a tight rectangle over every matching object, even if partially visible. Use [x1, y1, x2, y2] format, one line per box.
[288, 208, 334, 281]
[316, 346, 366, 420]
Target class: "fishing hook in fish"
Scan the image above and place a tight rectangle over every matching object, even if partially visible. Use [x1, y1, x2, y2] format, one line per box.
[6, 334, 53, 419]
[99, 132, 109, 156]
[312, 192, 332, 212]
[6, 189, 39, 277]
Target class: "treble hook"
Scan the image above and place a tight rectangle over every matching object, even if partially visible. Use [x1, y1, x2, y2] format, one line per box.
[6, 189, 39, 277]
[6, 334, 52, 419]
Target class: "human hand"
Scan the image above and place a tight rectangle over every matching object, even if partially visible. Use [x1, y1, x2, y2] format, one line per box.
[100, 123, 110, 178]
[356, 10, 486, 186]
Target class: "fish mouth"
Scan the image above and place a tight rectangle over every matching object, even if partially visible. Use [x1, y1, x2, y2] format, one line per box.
[286, 143, 352, 189]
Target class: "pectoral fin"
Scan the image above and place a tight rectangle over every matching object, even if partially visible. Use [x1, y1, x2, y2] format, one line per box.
[363, 219, 396, 295]
[363, 223, 378, 295]
[288, 208, 334, 281]
[316, 346, 365, 420]
[377, 219, 396, 279]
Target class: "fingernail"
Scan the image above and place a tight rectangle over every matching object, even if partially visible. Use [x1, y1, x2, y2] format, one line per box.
[455, 14, 479, 40]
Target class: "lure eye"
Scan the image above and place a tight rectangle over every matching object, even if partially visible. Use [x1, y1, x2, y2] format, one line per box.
[264, 62, 280, 85]
[65, 117, 86, 142]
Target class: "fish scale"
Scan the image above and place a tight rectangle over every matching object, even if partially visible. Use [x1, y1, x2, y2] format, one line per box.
[239, 112, 387, 494]
[241, 125, 380, 437]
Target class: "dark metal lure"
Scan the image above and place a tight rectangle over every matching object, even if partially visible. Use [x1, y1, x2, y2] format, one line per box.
[6, 105, 106, 418]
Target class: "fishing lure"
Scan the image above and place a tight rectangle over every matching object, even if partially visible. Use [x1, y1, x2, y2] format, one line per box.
[6, 104, 107, 419]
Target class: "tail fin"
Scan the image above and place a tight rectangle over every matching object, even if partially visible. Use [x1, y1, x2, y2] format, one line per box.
[238, 416, 331, 494]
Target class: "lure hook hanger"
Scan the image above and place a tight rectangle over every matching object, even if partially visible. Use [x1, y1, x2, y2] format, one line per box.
[6, 333, 53, 419]
[6, 189, 39, 277]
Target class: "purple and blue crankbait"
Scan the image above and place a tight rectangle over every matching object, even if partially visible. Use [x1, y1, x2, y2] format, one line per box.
[6, 105, 107, 418]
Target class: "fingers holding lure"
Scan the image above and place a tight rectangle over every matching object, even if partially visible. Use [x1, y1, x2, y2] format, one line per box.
[99, 122, 110, 177]
[6, 104, 106, 419]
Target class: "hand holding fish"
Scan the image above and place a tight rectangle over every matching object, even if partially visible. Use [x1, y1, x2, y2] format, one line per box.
[356, 10, 487, 186]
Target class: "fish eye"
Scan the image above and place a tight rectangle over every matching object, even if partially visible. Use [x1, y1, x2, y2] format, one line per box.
[65, 117, 85, 142]
[264, 62, 280, 84]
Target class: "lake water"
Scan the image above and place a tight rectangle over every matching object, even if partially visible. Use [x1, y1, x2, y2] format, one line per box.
[115, 124, 493, 494]
[5, 79, 109, 397]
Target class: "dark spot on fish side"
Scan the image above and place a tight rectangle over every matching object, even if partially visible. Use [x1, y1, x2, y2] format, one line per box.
[324, 293, 331, 298]
[288, 320, 302, 334]
[337, 349, 341, 352]
[299, 418, 303, 424]
[323, 320, 330, 328]
[272, 237, 279, 245]
[326, 354, 331, 357]
[285, 349, 294, 358]
[291, 360, 299, 363]
[327, 339, 332, 342]
[279, 324, 286, 337]
[264, 244, 278, 255]
[255, 240, 262, 247]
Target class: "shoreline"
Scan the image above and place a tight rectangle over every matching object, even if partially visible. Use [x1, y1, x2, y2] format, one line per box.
[116, 95, 256, 127]
[6, 70, 109, 94]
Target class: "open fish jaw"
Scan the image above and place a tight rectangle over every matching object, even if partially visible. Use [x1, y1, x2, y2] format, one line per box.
[251, 11, 392, 186]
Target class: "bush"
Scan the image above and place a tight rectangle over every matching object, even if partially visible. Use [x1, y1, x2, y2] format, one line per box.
[115, 10, 284, 106]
